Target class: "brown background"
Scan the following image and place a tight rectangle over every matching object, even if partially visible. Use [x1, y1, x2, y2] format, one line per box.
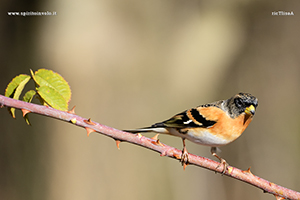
[1, 0, 300, 199]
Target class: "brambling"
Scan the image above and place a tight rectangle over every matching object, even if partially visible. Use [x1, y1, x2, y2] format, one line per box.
[125, 93, 258, 173]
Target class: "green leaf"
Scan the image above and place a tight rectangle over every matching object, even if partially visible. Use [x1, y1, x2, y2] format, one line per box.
[5, 74, 31, 98]
[23, 114, 31, 125]
[23, 90, 36, 103]
[31, 69, 71, 103]
[5, 74, 31, 118]
[37, 86, 68, 111]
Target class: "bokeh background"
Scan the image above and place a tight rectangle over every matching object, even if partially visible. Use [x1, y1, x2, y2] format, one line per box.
[1, 1, 300, 200]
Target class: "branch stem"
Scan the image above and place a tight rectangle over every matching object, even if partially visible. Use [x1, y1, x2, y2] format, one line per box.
[0, 94, 299, 200]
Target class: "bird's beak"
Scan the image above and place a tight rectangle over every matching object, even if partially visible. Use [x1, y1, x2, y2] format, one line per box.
[245, 105, 255, 115]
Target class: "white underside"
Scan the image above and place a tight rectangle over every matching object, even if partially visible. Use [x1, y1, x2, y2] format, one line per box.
[135, 127, 231, 147]
[167, 128, 230, 147]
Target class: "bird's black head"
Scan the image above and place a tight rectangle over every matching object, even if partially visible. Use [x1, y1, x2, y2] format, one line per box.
[228, 93, 258, 118]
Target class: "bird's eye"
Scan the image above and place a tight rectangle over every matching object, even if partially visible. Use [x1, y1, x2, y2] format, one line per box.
[234, 98, 243, 108]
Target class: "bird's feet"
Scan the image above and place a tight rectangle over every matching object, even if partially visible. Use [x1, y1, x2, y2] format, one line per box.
[215, 157, 228, 174]
[181, 146, 189, 164]
[211, 147, 228, 174]
[180, 146, 189, 169]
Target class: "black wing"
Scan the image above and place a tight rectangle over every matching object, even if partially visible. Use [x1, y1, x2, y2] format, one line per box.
[151, 108, 216, 129]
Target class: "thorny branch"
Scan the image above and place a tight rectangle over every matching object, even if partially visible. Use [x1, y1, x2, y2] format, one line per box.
[0, 94, 299, 200]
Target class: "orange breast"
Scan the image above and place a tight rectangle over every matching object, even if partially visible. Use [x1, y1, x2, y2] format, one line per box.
[199, 107, 253, 142]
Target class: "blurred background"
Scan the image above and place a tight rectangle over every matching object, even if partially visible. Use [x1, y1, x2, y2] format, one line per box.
[1, 0, 300, 199]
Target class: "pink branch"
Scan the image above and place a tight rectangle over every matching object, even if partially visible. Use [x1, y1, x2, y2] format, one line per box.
[0, 94, 299, 200]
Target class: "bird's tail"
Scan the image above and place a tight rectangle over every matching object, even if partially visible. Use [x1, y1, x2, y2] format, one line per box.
[123, 126, 168, 134]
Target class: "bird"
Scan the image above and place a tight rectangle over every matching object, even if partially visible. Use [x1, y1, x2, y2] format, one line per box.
[124, 92, 258, 173]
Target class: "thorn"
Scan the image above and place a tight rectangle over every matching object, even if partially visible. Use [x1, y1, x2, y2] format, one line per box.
[70, 118, 77, 124]
[243, 167, 253, 175]
[0, 104, 4, 108]
[150, 134, 163, 146]
[68, 106, 76, 114]
[275, 195, 285, 200]
[84, 118, 96, 125]
[151, 139, 164, 146]
[115, 140, 121, 150]
[174, 153, 181, 160]
[137, 133, 142, 139]
[156, 139, 164, 146]
[85, 127, 95, 137]
[151, 134, 159, 140]
[183, 163, 188, 170]
[21, 109, 31, 117]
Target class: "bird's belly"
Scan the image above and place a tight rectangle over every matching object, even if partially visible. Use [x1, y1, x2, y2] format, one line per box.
[169, 128, 231, 147]
[188, 130, 230, 146]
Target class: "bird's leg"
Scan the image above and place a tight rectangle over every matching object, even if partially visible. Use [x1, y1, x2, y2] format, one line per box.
[211, 147, 228, 174]
[181, 138, 189, 165]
